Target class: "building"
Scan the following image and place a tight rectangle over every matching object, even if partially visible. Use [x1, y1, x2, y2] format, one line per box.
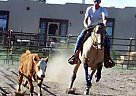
[0, 0, 136, 50]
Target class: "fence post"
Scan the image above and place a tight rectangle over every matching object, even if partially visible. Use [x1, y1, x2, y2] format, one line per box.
[127, 37, 134, 69]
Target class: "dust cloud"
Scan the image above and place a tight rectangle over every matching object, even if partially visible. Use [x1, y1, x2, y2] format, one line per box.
[45, 51, 85, 87]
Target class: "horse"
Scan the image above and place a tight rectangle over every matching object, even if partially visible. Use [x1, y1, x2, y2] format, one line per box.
[16, 50, 48, 96]
[67, 24, 106, 95]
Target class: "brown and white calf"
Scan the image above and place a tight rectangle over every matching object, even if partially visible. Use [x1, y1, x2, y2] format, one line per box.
[17, 50, 48, 96]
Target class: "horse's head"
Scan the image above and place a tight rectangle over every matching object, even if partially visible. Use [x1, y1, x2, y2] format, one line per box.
[93, 23, 106, 33]
[92, 23, 106, 49]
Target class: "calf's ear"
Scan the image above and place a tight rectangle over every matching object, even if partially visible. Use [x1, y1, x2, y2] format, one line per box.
[33, 55, 39, 64]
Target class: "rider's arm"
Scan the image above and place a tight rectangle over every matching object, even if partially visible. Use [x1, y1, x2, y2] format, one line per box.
[102, 13, 107, 26]
[83, 15, 89, 28]
[83, 7, 92, 28]
[101, 7, 108, 26]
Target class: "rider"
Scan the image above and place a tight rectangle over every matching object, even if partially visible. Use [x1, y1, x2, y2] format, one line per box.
[68, 0, 115, 68]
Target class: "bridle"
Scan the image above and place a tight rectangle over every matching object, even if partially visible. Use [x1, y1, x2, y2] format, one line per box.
[90, 25, 105, 49]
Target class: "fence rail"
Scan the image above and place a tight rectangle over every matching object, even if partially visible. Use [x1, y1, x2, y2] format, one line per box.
[0, 31, 136, 69]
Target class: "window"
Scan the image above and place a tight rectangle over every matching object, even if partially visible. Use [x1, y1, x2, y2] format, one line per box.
[0, 11, 9, 32]
[39, 21, 47, 45]
[106, 18, 115, 37]
[0, 15, 7, 31]
[106, 18, 115, 43]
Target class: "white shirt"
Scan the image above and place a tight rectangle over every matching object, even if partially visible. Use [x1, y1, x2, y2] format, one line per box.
[85, 6, 108, 26]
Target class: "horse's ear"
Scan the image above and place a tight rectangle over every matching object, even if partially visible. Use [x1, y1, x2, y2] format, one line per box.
[93, 25, 99, 32]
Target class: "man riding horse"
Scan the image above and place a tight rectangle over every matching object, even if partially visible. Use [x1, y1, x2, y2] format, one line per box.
[68, 0, 115, 68]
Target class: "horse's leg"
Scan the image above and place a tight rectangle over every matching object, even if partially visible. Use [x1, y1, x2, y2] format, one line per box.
[67, 64, 80, 94]
[95, 64, 103, 82]
[37, 79, 43, 96]
[17, 72, 23, 92]
[69, 64, 80, 89]
[84, 63, 95, 95]
[28, 78, 34, 96]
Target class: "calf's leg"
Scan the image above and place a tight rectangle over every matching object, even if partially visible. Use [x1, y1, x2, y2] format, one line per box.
[28, 78, 34, 96]
[17, 72, 23, 92]
[37, 79, 43, 96]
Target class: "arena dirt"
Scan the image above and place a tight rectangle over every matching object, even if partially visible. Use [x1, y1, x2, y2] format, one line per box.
[0, 53, 136, 96]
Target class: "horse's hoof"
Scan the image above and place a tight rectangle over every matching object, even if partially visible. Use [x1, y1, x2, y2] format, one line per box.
[84, 90, 89, 95]
[84, 87, 90, 95]
[95, 74, 101, 82]
[66, 88, 76, 94]
[95, 77, 101, 82]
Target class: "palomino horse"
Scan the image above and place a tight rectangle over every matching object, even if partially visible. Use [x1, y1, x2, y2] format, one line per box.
[67, 24, 106, 95]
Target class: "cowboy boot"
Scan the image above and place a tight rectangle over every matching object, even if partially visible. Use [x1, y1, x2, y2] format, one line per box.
[104, 49, 115, 68]
[68, 50, 80, 65]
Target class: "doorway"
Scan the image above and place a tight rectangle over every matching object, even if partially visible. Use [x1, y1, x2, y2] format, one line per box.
[47, 22, 59, 46]
[39, 18, 68, 46]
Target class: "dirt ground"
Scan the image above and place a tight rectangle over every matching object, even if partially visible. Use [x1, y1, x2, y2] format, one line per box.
[0, 54, 136, 96]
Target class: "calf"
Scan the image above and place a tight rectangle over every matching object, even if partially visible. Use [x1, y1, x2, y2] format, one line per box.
[17, 50, 48, 96]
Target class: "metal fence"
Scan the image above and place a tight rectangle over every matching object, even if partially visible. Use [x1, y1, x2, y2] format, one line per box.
[0, 31, 136, 69]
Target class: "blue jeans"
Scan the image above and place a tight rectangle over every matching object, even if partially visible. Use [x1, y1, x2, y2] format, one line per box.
[74, 29, 87, 52]
[74, 30, 110, 53]
[105, 33, 110, 52]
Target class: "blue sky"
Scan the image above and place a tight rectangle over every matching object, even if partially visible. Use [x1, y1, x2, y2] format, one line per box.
[46, 0, 136, 8]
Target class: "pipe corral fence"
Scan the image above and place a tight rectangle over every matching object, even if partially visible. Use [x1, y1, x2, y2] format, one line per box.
[0, 30, 136, 69]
